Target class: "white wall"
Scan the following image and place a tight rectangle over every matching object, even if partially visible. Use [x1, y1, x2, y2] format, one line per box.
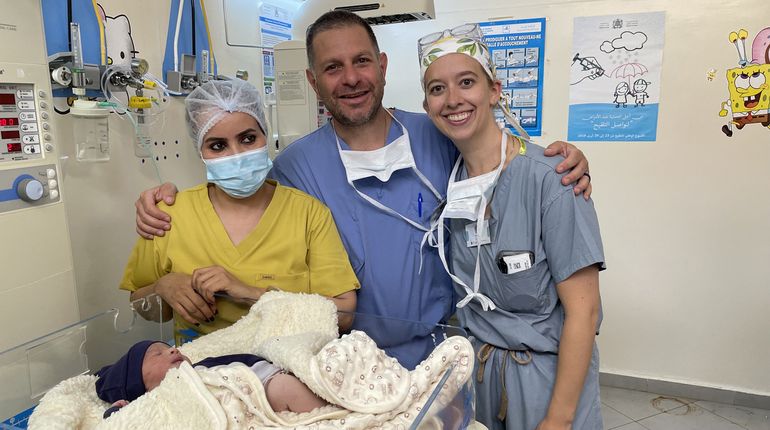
[372, 0, 770, 395]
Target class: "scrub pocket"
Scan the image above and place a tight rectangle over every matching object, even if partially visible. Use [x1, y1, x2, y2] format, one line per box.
[490, 254, 549, 313]
[254, 272, 310, 293]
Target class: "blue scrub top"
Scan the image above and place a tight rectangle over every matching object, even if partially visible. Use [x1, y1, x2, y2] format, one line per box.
[270, 110, 458, 369]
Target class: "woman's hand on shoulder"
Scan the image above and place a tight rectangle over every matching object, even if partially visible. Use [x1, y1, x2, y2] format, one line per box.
[135, 182, 179, 239]
[154, 273, 216, 324]
[192, 266, 261, 304]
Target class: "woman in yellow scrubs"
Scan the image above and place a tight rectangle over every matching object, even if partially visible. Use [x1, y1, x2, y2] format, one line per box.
[120, 79, 359, 345]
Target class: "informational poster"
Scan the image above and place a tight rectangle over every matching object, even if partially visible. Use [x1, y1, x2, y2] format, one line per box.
[568, 12, 665, 141]
[276, 70, 307, 105]
[479, 18, 546, 137]
[263, 49, 275, 96]
[259, 3, 292, 95]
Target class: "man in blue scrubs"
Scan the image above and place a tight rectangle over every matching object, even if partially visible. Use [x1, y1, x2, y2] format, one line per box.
[135, 11, 591, 369]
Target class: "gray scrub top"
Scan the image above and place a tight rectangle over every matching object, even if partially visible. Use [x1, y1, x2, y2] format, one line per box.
[449, 143, 605, 354]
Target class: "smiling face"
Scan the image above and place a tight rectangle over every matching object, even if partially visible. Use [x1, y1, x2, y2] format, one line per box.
[199, 112, 266, 160]
[306, 24, 387, 128]
[422, 53, 500, 145]
[141, 342, 190, 392]
[727, 64, 770, 113]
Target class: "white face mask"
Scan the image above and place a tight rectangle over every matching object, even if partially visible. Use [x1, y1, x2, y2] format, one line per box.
[334, 110, 442, 232]
[443, 153, 504, 221]
[338, 128, 416, 183]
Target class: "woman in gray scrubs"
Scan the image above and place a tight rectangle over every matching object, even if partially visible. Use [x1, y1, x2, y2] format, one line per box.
[418, 25, 605, 430]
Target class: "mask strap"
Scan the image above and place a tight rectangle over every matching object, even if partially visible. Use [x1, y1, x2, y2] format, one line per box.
[417, 153, 465, 273]
[436, 131, 509, 311]
[489, 129, 507, 185]
[456, 133, 507, 310]
[413, 168, 442, 201]
[437, 204, 496, 311]
[385, 109, 443, 201]
[332, 124, 430, 233]
[418, 206, 449, 273]
[354, 188, 429, 232]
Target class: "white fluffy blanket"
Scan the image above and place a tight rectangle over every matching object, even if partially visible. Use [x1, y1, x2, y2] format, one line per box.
[28, 292, 474, 429]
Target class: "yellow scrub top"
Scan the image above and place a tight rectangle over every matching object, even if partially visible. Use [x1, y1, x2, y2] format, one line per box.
[120, 180, 359, 344]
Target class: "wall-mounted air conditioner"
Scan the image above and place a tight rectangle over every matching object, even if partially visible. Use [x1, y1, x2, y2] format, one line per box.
[295, 0, 435, 34]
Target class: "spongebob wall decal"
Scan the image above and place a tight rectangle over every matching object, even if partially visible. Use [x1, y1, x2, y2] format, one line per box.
[719, 28, 770, 137]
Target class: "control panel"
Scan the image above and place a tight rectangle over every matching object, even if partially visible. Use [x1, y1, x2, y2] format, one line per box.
[0, 83, 51, 162]
[0, 0, 79, 356]
[0, 164, 60, 213]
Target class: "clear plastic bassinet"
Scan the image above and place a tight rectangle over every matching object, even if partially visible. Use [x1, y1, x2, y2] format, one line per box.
[0, 294, 478, 429]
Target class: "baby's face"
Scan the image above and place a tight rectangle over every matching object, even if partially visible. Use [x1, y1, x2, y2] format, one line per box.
[142, 343, 191, 391]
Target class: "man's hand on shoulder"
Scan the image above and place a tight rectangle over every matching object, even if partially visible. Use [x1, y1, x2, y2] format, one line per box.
[543, 141, 592, 200]
[135, 182, 179, 239]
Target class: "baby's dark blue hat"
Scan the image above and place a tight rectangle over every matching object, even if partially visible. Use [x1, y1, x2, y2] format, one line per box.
[94, 340, 165, 403]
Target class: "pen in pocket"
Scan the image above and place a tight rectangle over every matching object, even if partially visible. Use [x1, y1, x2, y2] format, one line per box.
[418, 192, 423, 217]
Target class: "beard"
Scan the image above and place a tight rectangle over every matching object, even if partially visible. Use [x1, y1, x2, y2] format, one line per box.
[321, 77, 386, 128]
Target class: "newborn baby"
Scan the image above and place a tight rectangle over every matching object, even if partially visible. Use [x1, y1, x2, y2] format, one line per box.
[95, 340, 327, 418]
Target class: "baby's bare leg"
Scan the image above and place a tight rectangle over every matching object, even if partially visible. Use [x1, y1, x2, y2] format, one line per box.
[265, 373, 327, 413]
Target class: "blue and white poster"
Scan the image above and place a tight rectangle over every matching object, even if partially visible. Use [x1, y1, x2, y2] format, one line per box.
[480, 18, 546, 137]
[259, 3, 292, 96]
[568, 12, 665, 141]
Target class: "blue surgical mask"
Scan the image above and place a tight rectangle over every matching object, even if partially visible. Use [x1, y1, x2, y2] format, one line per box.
[202, 147, 272, 198]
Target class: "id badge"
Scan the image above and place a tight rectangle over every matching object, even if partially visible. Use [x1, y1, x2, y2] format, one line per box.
[496, 251, 534, 274]
[465, 220, 491, 247]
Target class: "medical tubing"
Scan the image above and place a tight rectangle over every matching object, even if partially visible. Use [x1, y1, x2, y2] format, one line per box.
[96, 66, 169, 183]
[174, 0, 185, 72]
[100, 65, 129, 114]
[199, 0, 215, 74]
[190, 0, 196, 54]
[134, 77, 172, 126]
[126, 111, 164, 183]
[146, 71, 183, 96]
[101, 66, 172, 127]
[91, 0, 107, 65]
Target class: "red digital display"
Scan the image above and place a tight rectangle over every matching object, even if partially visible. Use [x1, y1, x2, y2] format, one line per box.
[6, 143, 21, 153]
[1, 130, 20, 139]
[0, 118, 19, 126]
[0, 94, 15, 105]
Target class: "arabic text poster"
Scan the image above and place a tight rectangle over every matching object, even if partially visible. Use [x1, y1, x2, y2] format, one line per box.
[480, 17, 546, 136]
[568, 12, 665, 141]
